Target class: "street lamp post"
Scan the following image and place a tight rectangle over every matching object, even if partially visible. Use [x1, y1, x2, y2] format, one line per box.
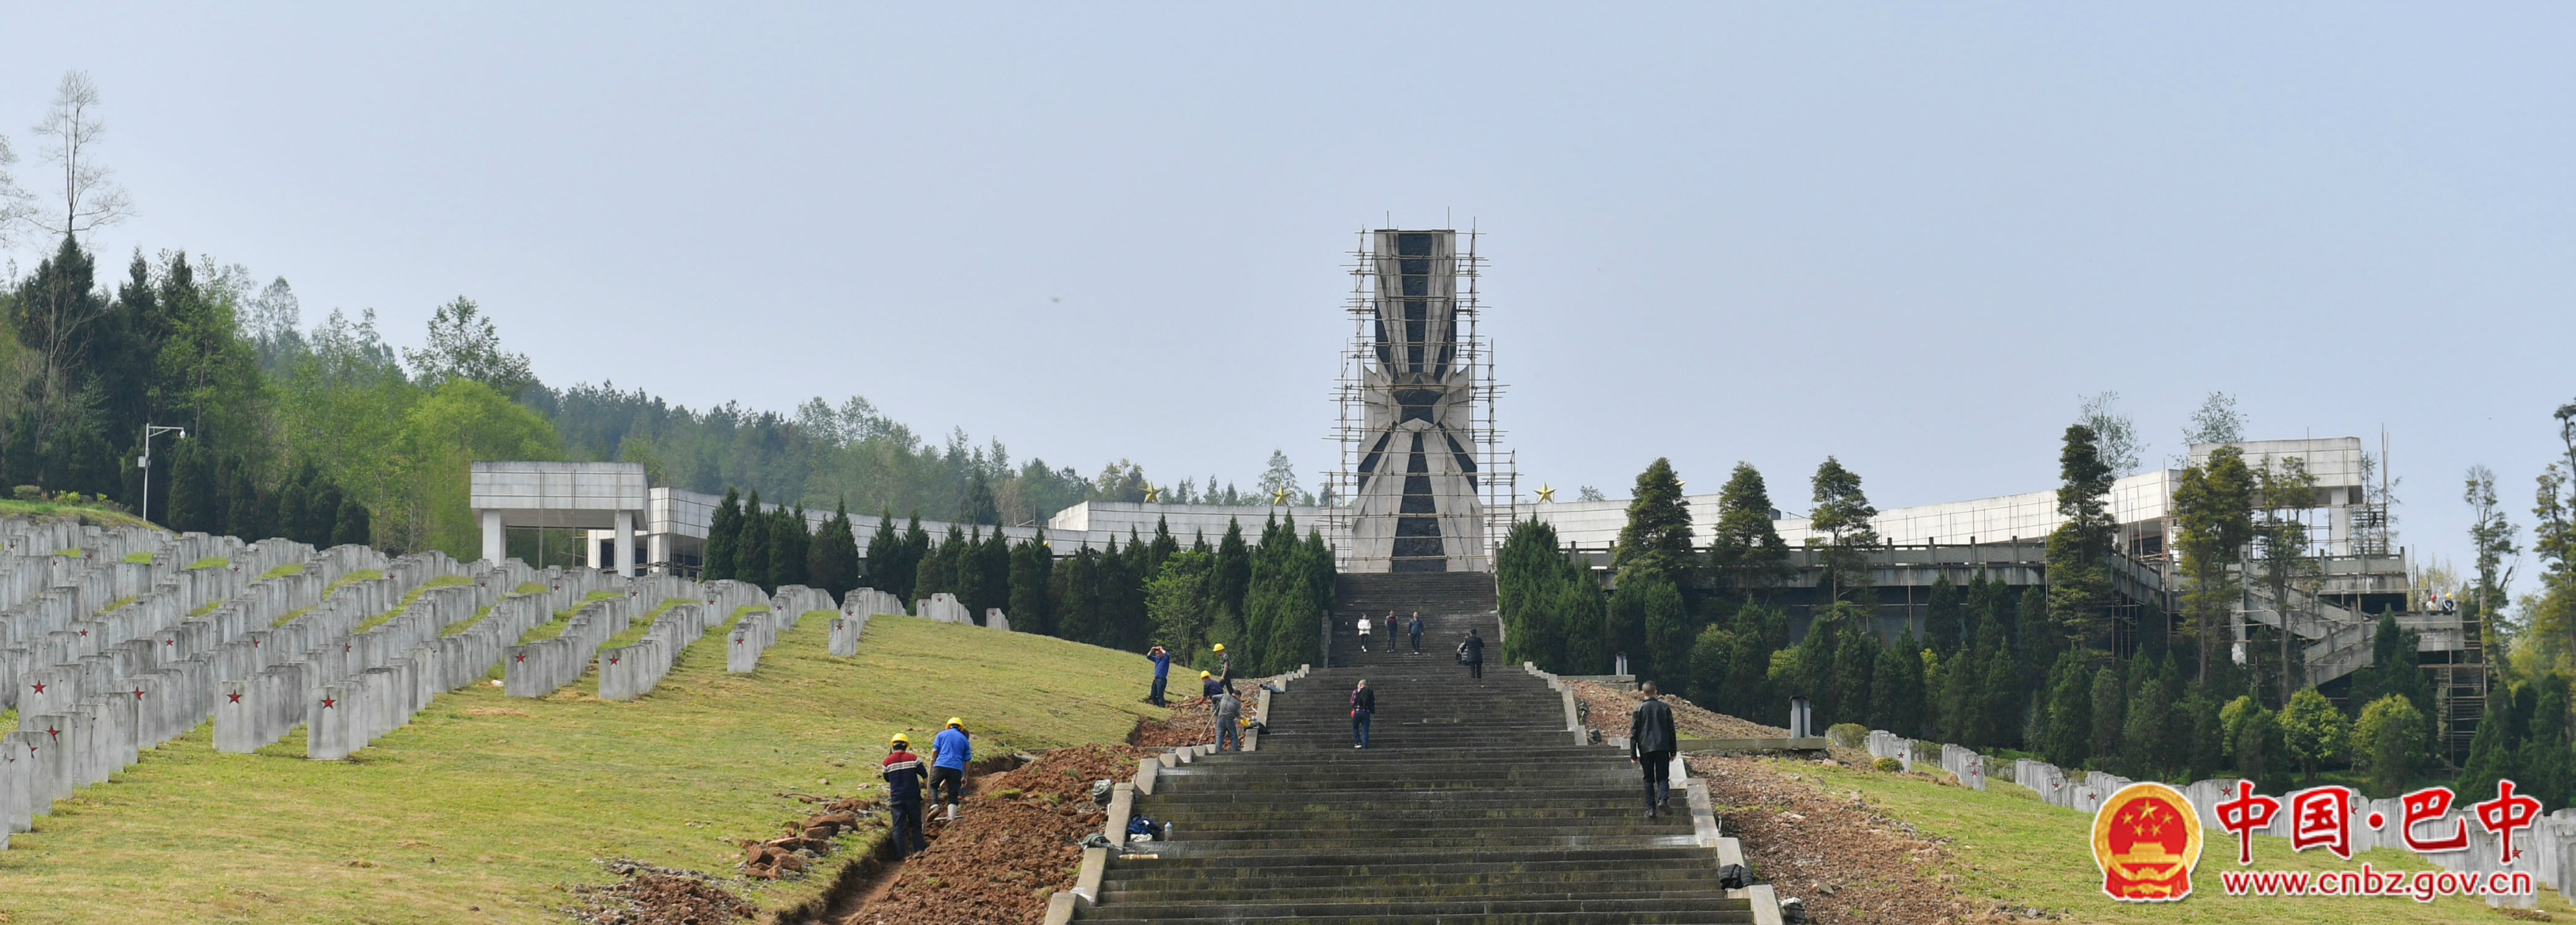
[137, 425, 188, 528]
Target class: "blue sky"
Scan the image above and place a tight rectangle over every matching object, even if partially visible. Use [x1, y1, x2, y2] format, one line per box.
[1, 1, 2569, 592]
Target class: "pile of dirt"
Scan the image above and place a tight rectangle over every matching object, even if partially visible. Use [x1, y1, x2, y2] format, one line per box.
[1564, 680, 1791, 741]
[1689, 756, 2000, 924]
[565, 859, 757, 924]
[742, 796, 875, 880]
[1128, 672, 1287, 748]
[843, 743, 1151, 925]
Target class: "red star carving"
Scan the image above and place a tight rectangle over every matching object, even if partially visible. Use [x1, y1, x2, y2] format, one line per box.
[78, 629, 88, 637]
[131, 688, 145, 699]
[227, 692, 242, 704]
[320, 697, 336, 709]
[29, 682, 43, 694]
[514, 653, 526, 662]
[254, 639, 262, 647]
[46, 726, 60, 740]
[609, 656, 620, 664]
[165, 638, 174, 645]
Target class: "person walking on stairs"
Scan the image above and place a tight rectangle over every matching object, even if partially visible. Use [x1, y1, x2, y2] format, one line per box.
[1459, 628, 1485, 678]
[1214, 687, 1242, 751]
[1408, 613, 1424, 654]
[1349, 679, 1375, 748]
[1145, 645, 1173, 706]
[882, 732, 929, 856]
[1356, 613, 1373, 652]
[1630, 682, 1678, 818]
[931, 717, 971, 821]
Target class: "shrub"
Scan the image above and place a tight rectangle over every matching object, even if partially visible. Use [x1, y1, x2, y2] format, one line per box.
[11, 485, 40, 500]
[1873, 756, 1903, 773]
[1826, 723, 1868, 749]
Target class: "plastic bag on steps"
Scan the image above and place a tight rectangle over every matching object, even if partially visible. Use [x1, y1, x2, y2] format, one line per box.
[1089, 779, 1114, 807]
[1716, 864, 1752, 889]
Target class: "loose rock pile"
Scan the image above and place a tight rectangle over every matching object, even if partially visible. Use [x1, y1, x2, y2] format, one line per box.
[1691, 756, 1993, 924]
[566, 858, 757, 925]
[742, 795, 874, 880]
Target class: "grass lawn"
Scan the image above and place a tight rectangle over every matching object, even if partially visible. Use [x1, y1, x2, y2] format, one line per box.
[1798, 760, 2576, 923]
[0, 499, 158, 531]
[0, 614, 1167, 924]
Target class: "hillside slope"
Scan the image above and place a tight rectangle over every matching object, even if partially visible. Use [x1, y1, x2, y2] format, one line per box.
[0, 614, 1165, 924]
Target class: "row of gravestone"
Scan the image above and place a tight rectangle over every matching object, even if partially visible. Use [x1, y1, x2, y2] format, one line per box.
[0, 556, 994, 851]
[1858, 727, 2576, 907]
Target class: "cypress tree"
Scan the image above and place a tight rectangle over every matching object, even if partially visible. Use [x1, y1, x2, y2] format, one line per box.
[1009, 533, 1054, 636]
[1690, 625, 1739, 712]
[1091, 534, 1129, 648]
[305, 478, 344, 547]
[2123, 659, 2176, 778]
[1809, 458, 1880, 604]
[1870, 630, 1924, 735]
[2046, 425, 2117, 652]
[2090, 664, 2127, 766]
[1792, 605, 1845, 723]
[705, 488, 743, 581]
[1925, 575, 1963, 656]
[1557, 576, 1611, 676]
[916, 524, 966, 603]
[977, 527, 1012, 622]
[770, 506, 810, 590]
[331, 497, 372, 547]
[737, 491, 772, 592]
[1212, 517, 1251, 634]
[1981, 643, 2023, 750]
[1630, 575, 1691, 689]
[272, 463, 312, 544]
[2042, 652, 2092, 767]
[2182, 691, 2224, 782]
[809, 500, 861, 599]
[1725, 603, 1786, 723]
[864, 508, 899, 592]
[1117, 529, 1153, 649]
[1829, 617, 1880, 729]
[1052, 546, 1102, 644]
[1497, 518, 1568, 667]
[901, 514, 932, 603]
[1148, 517, 1179, 579]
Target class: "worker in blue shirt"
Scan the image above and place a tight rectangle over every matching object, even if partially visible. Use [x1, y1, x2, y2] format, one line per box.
[931, 717, 971, 821]
[1146, 645, 1173, 706]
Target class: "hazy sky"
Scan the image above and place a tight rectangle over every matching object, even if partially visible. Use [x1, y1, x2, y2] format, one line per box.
[2, 2, 2570, 592]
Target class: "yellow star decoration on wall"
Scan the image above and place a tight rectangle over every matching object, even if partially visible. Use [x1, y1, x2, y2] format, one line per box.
[1142, 484, 1162, 503]
[1535, 484, 1556, 502]
[1270, 487, 1292, 506]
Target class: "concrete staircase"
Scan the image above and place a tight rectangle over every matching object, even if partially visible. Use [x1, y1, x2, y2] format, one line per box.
[1073, 574, 1763, 924]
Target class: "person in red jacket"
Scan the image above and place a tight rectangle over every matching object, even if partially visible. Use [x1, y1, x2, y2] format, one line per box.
[882, 732, 930, 856]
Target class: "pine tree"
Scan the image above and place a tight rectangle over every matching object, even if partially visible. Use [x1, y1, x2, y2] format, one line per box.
[1557, 578, 1611, 676]
[273, 463, 313, 545]
[1613, 458, 1696, 586]
[2174, 446, 2254, 682]
[1793, 604, 1847, 723]
[1148, 517, 1179, 580]
[171, 443, 223, 536]
[1497, 518, 1570, 668]
[331, 497, 372, 547]
[898, 514, 931, 605]
[1726, 603, 1785, 724]
[1707, 462, 1789, 592]
[1809, 458, 1880, 603]
[2182, 691, 2224, 782]
[1117, 528, 1153, 649]
[705, 488, 743, 581]
[2123, 659, 2176, 778]
[959, 469, 999, 525]
[1690, 625, 1740, 713]
[2047, 425, 2117, 653]
[737, 491, 773, 591]
[976, 526, 1012, 622]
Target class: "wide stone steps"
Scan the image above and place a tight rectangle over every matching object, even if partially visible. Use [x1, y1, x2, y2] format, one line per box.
[1073, 575, 1750, 925]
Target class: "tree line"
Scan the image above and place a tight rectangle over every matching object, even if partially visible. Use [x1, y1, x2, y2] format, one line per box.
[688, 487, 1334, 676]
[1500, 397, 2576, 801]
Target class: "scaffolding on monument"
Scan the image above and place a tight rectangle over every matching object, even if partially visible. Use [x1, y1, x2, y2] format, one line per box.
[1323, 226, 1518, 573]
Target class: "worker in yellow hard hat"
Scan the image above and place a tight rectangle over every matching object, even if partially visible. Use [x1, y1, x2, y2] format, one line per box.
[1213, 642, 1234, 687]
[882, 732, 927, 856]
[931, 717, 970, 821]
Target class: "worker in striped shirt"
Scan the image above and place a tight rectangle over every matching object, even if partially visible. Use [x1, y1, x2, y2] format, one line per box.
[882, 732, 929, 857]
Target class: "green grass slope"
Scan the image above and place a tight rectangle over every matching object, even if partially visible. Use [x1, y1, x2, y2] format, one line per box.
[0, 614, 1167, 924]
[1801, 760, 2576, 923]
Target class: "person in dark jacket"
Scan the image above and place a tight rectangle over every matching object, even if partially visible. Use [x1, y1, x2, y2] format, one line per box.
[882, 732, 930, 855]
[1459, 628, 1485, 679]
[1349, 679, 1375, 748]
[1630, 681, 1679, 817]
[1408, 613, 1424, 654]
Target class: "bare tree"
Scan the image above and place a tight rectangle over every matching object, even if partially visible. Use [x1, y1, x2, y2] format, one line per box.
[2076, 391, 2144, 476]
[0, 134, 35, 248]
[31, 71, 135, 242]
